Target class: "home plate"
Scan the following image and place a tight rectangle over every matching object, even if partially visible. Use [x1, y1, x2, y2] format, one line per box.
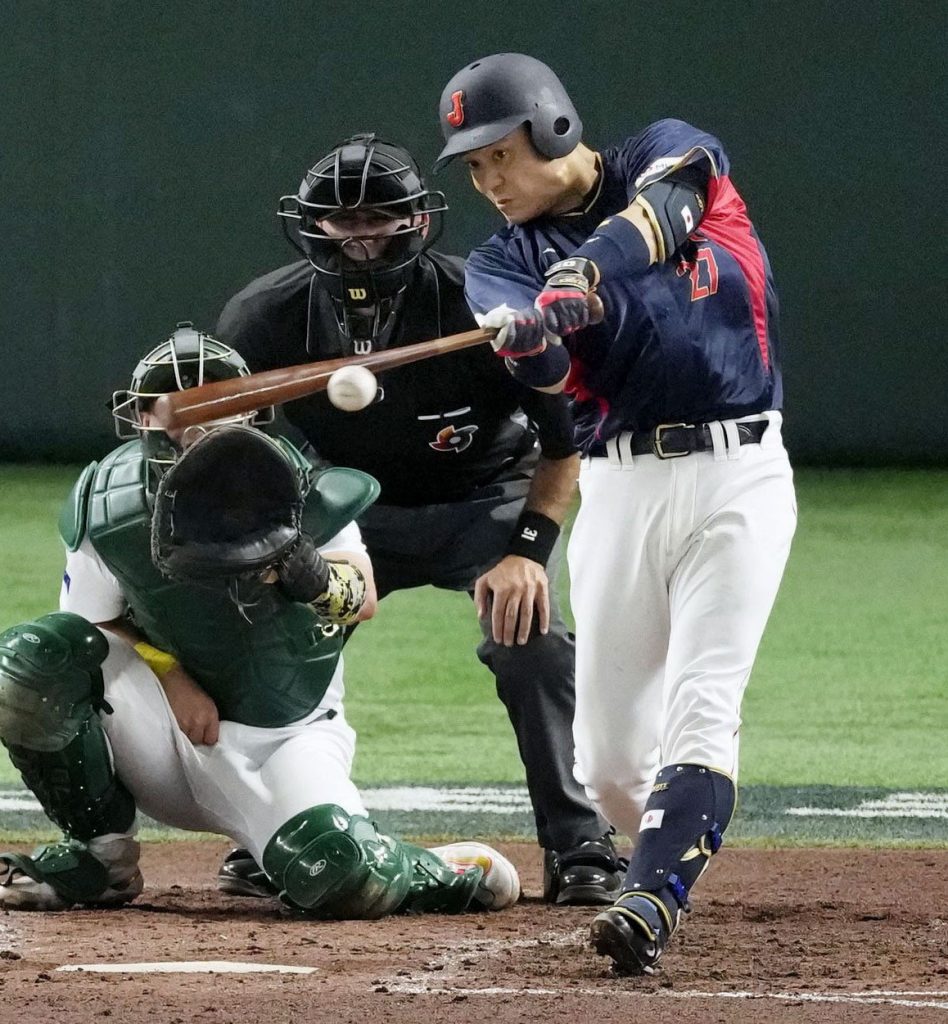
[57, 961, 317, 974]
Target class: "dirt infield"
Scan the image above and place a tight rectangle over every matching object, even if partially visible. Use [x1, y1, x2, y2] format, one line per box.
[0, 842, 945, 1023]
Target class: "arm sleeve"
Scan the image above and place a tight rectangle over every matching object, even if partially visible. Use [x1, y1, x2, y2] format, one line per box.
[59, 537, 127, 622]
[517, 389, 579, 460]
[464, 240, 543, 315]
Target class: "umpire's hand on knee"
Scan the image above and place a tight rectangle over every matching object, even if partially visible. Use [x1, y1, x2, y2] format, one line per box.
[159, 666, 221, 746]
[476, 304, 561, 359]
[474, 555, 551, 647]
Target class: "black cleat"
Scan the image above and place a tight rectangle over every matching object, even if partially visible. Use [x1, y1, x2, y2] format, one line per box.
[216, 848, 279, 898]
[543, 834, 625, 906]
[589, 891, 681, 975]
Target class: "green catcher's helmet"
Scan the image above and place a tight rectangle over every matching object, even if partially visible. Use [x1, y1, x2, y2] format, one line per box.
[112, 322, 272, 480]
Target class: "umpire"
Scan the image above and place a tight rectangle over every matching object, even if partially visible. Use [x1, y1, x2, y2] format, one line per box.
[213, 132, 622, 905]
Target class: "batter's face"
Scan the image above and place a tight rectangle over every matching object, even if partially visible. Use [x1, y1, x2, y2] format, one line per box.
[316, 209, 416, 262]
[462, 127, 571, 223]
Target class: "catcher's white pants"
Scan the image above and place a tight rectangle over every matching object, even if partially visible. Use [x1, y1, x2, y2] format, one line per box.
[99, 636, 366, 866]
[568, 412, 796, 837]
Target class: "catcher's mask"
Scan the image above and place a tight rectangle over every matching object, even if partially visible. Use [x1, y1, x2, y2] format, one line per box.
[278, 133, 447, 354]
[111, 322, 273, 488]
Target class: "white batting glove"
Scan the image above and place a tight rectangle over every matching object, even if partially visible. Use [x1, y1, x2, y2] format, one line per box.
[475, 304, 561, 359]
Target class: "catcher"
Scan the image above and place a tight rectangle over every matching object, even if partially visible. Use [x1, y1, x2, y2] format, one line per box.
[0, 322, 519, 918]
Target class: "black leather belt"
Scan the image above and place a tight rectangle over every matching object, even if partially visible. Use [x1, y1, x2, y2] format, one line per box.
[586, 420, 768, 460]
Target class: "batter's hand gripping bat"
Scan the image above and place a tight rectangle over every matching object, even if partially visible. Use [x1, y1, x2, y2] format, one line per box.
[151, 294, 604, 431]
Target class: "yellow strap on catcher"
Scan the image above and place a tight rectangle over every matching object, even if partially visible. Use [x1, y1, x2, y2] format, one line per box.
[133, 641, 180, 679]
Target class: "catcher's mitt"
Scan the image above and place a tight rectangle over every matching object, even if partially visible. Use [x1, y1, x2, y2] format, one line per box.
[151, 425, 304, 583]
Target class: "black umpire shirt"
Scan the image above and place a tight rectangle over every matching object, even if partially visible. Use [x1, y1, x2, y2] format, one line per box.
[216, 251, 577, 507]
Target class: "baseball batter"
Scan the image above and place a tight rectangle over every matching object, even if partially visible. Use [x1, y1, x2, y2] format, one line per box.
[435, 54, 796, 973]
[0, 324, 519, 918]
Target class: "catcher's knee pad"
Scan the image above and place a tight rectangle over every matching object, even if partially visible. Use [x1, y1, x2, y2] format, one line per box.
[0, 614, 135, 840]
[262, 804, 413, 920]
[624, 764, 736, 910]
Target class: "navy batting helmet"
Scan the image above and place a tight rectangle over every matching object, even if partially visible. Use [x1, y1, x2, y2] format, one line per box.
[435, 53, 582, 171]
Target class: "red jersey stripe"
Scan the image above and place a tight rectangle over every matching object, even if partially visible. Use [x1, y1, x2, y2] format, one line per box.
[700, 176, 770, 370]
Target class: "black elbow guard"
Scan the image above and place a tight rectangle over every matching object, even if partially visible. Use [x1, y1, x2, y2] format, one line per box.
[635, 172, 707, 261]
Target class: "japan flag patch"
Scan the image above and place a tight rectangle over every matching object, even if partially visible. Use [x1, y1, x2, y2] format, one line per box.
[639, 809, 665, 831]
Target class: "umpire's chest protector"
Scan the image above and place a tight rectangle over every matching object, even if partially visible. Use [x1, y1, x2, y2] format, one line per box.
[73, 442, 344, 727]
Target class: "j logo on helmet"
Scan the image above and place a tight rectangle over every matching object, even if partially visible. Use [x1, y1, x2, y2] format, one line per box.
[446, 90, 465, 127]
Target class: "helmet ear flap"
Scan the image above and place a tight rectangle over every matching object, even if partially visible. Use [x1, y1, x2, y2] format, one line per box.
[529, 103, 583, 160]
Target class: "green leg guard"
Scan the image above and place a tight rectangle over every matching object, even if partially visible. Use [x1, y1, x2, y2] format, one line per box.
[262, 805, 482, 919]
[0, 613, 136, 841]
[1, 835, 143, 911]
[1, 842, 110, 904]
[263, 804, 410, 919]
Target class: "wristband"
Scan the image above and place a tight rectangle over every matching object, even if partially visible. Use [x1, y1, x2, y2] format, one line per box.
[134, 641, 180, 679]
[507, 510, 560, 566]
[504, 343, 571, 389]
[573, 214, 652, 283]
[544, 257, 599, 289]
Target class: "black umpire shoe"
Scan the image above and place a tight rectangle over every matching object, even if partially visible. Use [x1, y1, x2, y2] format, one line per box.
[543, 834, 625, 905]
[217, 848, 278, 898]
[589, 891, 683, 974]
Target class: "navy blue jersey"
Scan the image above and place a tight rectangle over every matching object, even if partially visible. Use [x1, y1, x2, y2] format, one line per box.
[465, 119, 783, 451]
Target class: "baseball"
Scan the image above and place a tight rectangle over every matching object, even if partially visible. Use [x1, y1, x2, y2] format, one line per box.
[326, 364, 378, 412]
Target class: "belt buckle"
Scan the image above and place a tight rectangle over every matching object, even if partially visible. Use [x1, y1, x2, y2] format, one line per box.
[651, 422, 691, 459]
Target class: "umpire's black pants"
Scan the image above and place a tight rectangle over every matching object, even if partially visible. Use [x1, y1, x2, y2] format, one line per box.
[353, 474, 606, 852]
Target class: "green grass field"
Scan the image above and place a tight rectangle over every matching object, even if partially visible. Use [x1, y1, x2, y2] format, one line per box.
[1, 464, 945, 797]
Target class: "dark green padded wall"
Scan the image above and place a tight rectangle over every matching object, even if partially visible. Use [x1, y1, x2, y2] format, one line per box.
[1, 1, 944, 463]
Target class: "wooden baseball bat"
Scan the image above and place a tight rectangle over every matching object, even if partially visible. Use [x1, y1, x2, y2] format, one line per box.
[152, 327, 495, 430]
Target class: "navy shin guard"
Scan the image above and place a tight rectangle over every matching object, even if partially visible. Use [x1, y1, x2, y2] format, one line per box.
[624, 764, 736, 910]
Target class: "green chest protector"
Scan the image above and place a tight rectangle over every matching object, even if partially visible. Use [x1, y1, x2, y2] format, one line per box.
[60, 440, 379, 728]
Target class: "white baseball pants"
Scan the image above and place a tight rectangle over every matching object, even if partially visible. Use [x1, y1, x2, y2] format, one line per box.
[568, 412, 796, 836]
[99, 635, 367, 865]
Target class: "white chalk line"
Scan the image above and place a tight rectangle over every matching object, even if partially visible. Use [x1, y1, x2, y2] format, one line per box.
[5, 786, 948, 818]
[786, 791, 948, 819]
[379, 931, 948, 1010]
[380, 984, 948, 1010]
[0, 785, 533, 816]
